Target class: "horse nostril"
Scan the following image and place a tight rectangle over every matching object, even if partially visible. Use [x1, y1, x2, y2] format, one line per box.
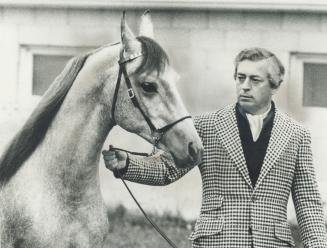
[188, 142, 197, 162]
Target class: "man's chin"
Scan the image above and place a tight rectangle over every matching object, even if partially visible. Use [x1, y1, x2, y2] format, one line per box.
[239, 100, 253, 106]
[238, 101, 256, 113]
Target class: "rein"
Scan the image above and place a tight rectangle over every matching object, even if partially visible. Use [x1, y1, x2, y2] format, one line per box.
[111, 146, 179, 248]
[109, 53, 192, 247]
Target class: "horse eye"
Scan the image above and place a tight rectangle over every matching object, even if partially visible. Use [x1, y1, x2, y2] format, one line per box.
[141, 82, 158, 93]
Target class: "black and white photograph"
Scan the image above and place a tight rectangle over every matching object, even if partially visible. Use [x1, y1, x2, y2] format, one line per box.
[0, 0, 326, 247]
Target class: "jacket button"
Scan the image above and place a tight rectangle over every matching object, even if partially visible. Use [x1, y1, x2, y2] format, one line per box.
[248, 226, 253, 235]
[251, 196, 256, 202]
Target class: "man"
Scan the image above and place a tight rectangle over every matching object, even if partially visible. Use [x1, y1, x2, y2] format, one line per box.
[103, 48, 327, 248]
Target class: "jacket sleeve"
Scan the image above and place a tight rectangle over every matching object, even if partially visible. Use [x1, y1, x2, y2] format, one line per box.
[119, 152, 194, 185]
[291, 129, 327, 248]
[115, 115, 203, 186]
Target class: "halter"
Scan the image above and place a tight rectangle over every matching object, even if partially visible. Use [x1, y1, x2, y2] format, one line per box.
[111, 52, 192, 154]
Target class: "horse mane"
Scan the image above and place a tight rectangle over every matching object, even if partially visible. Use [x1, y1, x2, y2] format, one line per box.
[136, 36, 169, 75]
[0, 55, 88, 185]
[0, 37, 168, 185]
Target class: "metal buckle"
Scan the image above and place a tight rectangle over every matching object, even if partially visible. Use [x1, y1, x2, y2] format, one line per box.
[127, 88, 135, 98]
[152, 131, 162, 142]
[150, 131, 163, 155]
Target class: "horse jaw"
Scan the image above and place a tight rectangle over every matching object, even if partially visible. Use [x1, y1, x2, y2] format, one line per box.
[160, 118, 204, 168]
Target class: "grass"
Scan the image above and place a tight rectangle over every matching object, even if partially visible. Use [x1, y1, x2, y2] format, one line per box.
[291, 224, 304, 248]
[105, 205, 327, 248]
[105, 205, 194, 248]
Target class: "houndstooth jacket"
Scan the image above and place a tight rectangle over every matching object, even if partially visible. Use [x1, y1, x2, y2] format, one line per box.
[121, 104, 327, 248]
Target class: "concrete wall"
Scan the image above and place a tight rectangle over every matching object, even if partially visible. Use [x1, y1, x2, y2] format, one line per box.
[0, 6, 327, 220]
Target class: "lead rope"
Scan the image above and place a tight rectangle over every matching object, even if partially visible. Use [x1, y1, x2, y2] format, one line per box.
[111, 146, 179, 248]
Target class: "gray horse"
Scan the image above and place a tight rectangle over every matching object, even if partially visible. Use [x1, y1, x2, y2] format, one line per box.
[0, 12, 203, 248]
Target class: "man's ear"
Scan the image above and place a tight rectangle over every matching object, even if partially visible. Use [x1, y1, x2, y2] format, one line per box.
[271, 81, 282, 95]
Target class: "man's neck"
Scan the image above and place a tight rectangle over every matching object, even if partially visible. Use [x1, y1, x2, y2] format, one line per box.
[238, 102, 272, 116]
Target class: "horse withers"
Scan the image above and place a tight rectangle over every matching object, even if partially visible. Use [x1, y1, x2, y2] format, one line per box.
[0, 11, 203, 248]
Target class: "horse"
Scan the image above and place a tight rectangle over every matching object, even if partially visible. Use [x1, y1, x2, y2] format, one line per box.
[0, 11, 203, 248]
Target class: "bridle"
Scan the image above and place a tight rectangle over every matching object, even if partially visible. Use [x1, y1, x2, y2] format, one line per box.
[111, 51, 191, 154]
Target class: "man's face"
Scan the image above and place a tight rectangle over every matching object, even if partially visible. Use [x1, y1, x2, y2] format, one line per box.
[235, 59, 279, 114]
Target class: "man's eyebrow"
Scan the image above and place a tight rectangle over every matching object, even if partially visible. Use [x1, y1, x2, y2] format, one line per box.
[237, 73, 261, 77]
[236, 73, 264, 80]
[249, 75, 264, 79]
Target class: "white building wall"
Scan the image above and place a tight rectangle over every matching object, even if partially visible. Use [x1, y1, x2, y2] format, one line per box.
[0, 6, 326, 220]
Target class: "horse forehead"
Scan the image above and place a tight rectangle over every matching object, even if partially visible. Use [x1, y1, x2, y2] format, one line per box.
[155, 67, 180, 85]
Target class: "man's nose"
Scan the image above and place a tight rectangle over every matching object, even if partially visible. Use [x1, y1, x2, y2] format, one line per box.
[241, 78, 251, 90]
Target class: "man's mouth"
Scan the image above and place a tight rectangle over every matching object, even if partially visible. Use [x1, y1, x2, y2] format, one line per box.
[240, 95, 253, 99]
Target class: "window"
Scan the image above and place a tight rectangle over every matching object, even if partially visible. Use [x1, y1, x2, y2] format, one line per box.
[18, 45, 92, 106]
[289, 53, 327, 109]
[303, 62, 327, 108]
[32, 54, 72, 96]
[289, 52, 327, 126]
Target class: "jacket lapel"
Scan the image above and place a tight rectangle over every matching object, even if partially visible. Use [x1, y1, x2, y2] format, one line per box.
[254, 110, 294, 191]
[214, 105, 253, 190]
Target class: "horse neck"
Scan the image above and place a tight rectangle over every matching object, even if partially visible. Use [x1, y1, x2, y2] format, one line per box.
[31, 45, 120, 200]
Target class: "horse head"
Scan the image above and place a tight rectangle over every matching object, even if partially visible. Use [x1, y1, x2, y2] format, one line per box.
[109, 11, 204, 168]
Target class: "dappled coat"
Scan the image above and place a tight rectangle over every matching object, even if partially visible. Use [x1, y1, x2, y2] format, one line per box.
[119, 104, 327, 248]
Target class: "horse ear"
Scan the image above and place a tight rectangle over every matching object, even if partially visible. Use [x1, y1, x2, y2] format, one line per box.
[139, 10, 154, 39]
[121, 11, 141, 56]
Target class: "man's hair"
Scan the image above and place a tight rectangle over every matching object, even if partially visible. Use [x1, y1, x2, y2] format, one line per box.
[234, 47, 285, 89]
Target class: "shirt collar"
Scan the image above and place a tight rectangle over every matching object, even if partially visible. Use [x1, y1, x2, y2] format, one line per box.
[236, 101, 275, 125]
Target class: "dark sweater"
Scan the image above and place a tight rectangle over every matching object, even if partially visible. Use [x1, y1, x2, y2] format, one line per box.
[235, 103, 275, 187]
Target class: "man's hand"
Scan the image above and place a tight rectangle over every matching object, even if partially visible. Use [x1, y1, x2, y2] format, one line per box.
[102, 146, 128, 172]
